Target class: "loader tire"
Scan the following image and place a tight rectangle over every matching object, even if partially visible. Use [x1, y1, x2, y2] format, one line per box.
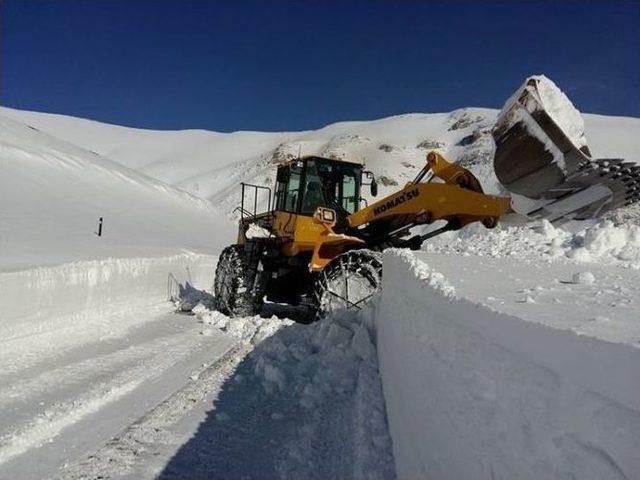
[214, 244, 264, 317]
[314, 249, 383, 319]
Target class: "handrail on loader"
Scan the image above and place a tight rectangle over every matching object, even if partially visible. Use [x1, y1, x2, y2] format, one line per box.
[239, 182, 272, 221]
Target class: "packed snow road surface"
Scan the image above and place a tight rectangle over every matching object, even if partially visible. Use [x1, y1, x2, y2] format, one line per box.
[0, 306, 235, 480]
[0, 253, 237, 479]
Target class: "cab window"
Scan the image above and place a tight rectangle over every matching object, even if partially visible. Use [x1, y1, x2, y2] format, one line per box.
[341, 174, 358, 214]
[301, 160, 325, 214]
[302, 159, 361, 216]
[275, 162, 302, 212]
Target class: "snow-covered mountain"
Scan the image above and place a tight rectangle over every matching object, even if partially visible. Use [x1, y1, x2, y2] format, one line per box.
[3, 106, 639, 222]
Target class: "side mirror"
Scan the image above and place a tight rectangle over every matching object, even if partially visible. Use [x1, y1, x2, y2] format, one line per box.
[370, 178, 378, 197]
[363, 170, 378, 197]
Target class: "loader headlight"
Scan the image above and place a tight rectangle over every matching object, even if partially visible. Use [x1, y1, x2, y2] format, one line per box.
[314, 207, 336, 225]
[322, 208, 335, 222]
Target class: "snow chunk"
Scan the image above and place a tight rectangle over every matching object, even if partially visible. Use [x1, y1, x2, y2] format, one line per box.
[424, 221, 572, 262]
[320, 322, 354, 349]
[537, 219, 558, 238]
[261, 362, 286, 392]
[194, 308, 288, 345]
[389, 249, 456, 298]
[246, 224, 271, 239]
[572, 271, 595, 285]
[351, 324, 376, 363]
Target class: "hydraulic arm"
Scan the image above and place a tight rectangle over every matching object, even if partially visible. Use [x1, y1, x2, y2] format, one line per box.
[347, 152, 512, 248]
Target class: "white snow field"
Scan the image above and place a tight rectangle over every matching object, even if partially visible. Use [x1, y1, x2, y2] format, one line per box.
[0, 91, 639, 479]
[0, 113, 236, 271]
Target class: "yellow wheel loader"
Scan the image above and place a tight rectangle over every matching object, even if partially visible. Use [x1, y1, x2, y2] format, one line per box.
[214, 150, 511, 318]
[214, 76, 639, 318]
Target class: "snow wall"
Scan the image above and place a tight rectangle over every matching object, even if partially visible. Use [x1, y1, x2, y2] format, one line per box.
[374, 250, 640, 480]
[0, 254, 216, 358]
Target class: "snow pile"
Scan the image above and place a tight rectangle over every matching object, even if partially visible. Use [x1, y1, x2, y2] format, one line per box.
[167, 306, 395, 479]
[248, 312, 394, 479]
[425, 219, 640, 268]
[568, 220, 640, 265]
[374, 249, 640, 480]
[193, 306, 288, 346]
[423, 220, 572, 259]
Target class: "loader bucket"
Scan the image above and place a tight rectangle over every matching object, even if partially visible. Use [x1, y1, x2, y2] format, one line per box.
[493, 77, 591, 200]
[493, 76, 640, 219]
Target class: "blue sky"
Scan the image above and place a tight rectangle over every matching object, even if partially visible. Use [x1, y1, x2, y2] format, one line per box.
[1, 1, 638, 132]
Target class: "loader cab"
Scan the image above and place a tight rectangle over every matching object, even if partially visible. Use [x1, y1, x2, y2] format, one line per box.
[274, 157, 363, 221]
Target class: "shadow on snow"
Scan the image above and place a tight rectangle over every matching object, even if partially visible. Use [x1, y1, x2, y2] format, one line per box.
[159, 303, 394, 479]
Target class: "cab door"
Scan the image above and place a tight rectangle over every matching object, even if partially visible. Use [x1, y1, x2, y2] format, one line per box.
[273, 159, 328, 255]
[273, 161, 303, 239]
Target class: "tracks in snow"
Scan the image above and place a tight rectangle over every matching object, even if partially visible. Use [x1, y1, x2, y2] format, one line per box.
[51, 308, 395, 480]
[0, 305, 236, 480]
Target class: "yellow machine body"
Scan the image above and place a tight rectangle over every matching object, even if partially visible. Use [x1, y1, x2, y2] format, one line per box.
[238, 152, 511, 272]
[270, 210, 365, 271]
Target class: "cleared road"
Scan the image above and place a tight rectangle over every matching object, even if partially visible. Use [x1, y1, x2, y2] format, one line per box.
[0, 303, 236, 480]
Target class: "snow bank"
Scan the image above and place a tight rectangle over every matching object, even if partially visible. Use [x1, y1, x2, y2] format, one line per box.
[0, 253, 216, 374]
[373, 249, 640, 480]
